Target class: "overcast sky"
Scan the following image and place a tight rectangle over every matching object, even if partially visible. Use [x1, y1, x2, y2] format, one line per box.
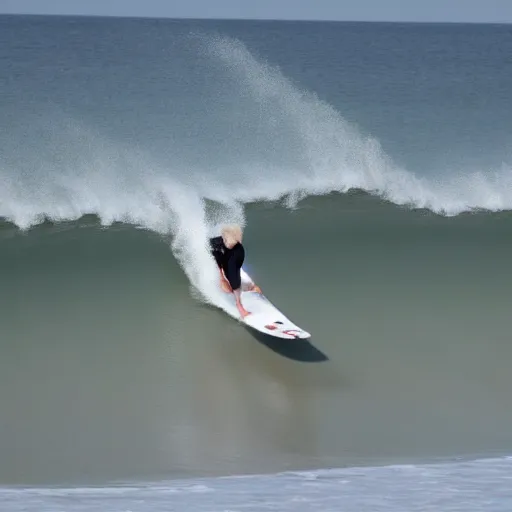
[0, 0, 511, 24]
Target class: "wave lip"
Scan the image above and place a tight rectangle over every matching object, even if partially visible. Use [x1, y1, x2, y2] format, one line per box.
[201, 35, 512, 216]
[2, 34, 511, 238]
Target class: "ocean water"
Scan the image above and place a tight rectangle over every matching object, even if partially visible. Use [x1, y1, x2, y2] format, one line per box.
[1, 14, 512, 511]
[2, 457, 512, 511]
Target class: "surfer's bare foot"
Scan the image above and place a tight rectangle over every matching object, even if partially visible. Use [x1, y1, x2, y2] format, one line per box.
[239, 307, 250, 318]
[233, 288, 250, 317]
[244, 283, 261, 294]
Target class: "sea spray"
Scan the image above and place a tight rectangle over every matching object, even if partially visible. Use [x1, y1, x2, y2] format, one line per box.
[202, 35, 512, 214]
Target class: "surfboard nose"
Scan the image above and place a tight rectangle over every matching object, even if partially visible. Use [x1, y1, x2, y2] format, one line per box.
[282, 329, 311, 340]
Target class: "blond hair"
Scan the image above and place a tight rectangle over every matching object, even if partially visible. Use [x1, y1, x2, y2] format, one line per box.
[221, 224, 243, 248]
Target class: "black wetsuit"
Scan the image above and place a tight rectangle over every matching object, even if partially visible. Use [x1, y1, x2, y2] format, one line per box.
[209, 236, 245, 291]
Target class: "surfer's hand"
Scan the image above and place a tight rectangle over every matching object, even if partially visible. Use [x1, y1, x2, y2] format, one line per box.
[220, 278, 232, 293]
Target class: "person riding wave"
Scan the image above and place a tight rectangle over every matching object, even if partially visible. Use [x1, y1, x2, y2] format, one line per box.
[209, 224, 254, 318]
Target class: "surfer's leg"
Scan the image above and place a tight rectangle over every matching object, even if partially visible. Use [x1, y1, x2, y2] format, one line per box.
[233, 288, 249, 318]
[225, 258, 250, 317]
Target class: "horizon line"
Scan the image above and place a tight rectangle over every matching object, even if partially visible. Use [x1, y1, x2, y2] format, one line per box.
[0, 12, 511, 26]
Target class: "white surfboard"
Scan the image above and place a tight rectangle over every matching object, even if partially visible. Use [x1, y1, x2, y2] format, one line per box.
[221, 268, 311, 340]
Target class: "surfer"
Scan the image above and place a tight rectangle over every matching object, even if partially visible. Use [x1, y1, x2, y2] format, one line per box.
[209, 224, 251, 318]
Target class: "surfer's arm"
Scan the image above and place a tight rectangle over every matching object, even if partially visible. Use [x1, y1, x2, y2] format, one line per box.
[209, 236, 224, 252]
[209, 237, 224, 268]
